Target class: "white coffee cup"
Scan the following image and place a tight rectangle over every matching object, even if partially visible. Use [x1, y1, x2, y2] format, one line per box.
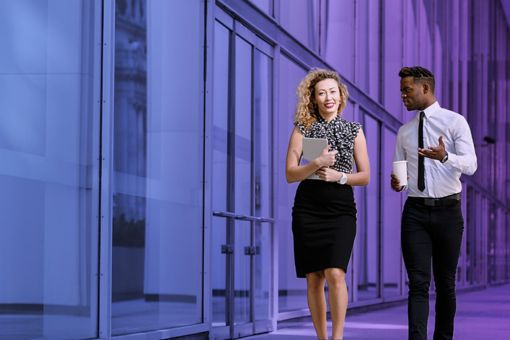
[392, 160, 408, 186]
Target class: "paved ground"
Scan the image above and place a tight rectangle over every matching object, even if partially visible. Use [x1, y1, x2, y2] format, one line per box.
[244, 284, 510, 340]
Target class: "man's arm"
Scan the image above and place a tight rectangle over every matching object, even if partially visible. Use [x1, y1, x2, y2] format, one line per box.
[446, 116, 477, 175]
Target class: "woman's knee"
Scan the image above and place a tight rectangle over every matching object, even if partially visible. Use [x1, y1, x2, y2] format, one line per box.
[306, 271, 326, 289]
[325, 268, 346, 288]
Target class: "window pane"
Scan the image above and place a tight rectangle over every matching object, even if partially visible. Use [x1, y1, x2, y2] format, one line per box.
[254, 50, 272, 220]
[382, 0, 404, 119]
[279, 0, 319, 51]
[382, 128, 402, 298]
[253, 49, 273, 322]
[356, 0, 381, 100]
[248, 0, 272, 16]
[356, 113, 380, 301]
[277, 56, 307, 312]
[211, 20, 230, 326]
[234, 36, 253, 217]
[233, 35, 253, 324]
[324, 0, 355, 80]
[0, 0, 100, 338]
[112, 0, 204, 334]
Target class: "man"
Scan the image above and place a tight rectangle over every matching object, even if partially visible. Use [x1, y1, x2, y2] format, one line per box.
[391, 66, 477, 340]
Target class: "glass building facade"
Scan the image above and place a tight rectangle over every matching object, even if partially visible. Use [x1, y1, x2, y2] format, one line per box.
[0, 0, 508, 338]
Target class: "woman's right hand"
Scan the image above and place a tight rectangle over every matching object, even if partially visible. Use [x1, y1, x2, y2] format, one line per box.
[315, 146, 338, 168]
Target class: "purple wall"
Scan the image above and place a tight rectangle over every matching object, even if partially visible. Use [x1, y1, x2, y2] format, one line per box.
[245, 0, 510, 313]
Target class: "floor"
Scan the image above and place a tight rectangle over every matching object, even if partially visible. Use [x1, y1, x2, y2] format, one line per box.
[243, 283, 510, 340]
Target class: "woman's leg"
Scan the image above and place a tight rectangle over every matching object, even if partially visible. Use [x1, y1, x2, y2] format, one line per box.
[325, 268, 348, 340]
[306, 271, 327, 339]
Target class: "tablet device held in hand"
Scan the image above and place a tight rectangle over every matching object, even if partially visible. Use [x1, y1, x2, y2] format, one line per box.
[302, 137, 328, 180]
[302, 137, 328, 161]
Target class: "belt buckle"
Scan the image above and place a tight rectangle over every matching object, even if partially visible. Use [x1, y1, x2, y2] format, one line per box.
[423, 198, 436, 207]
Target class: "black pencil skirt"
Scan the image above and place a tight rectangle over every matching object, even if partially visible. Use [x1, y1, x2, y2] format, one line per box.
[292, 179, 357, 278]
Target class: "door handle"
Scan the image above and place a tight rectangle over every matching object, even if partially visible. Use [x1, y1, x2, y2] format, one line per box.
[244, 246, 256, 256]
[221, 244, 234, 254]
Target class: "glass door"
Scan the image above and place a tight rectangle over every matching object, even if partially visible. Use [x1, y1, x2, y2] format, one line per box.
[210, 12, 274, 339]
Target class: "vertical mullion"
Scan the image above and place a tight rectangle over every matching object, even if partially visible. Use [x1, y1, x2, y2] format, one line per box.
[98, 0, 115, 338]
[226, 27, 236, 339]
[250, 45, 256, 328]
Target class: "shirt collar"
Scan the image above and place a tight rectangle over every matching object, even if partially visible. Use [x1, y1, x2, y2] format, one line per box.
[416, 101, 441, 120]
[316, 113, 339, 124]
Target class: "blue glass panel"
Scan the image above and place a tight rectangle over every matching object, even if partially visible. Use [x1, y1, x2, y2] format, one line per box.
[211, 20, 230, 327]
[356, 113, 380, 300]
[277, 56, 307, 313]
[248, 0, 272, 16]
[112, 0, 204, 334]
[382, 128, 402, 298]
[0, 0, 101, 338]
[253, 50, 272, 322]
[279, 0, 319, 51]
[233, 36, 252, 324]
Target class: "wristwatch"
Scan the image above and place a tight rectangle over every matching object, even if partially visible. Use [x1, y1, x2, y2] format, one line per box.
[440, 151, 449, 164]
[338, 172, 348, 185]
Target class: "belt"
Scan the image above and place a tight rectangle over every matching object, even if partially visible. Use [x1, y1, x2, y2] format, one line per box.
[407, 193, 460, 207]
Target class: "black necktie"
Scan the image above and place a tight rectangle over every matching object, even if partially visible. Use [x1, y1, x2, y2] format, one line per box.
[418, 111, 425, 191]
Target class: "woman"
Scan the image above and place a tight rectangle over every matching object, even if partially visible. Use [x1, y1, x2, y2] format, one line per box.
[286, 68, 370, 340]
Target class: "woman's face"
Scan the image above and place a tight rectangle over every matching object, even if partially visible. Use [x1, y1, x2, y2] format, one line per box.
[314, 78, 341, 116]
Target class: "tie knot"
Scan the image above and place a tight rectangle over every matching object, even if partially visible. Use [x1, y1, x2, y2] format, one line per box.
[419, 111, 425, 119]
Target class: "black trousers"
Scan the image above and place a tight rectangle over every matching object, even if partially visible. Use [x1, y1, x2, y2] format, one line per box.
[401, 198, 464, 340]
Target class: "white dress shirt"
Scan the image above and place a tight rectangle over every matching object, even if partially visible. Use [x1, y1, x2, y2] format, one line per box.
[394, 101, 477, 198]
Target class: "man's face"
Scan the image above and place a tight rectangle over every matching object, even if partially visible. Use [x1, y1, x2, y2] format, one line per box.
[400, 76, 426, 111]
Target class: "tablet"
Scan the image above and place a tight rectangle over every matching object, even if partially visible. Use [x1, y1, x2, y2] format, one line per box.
[302, 137, 328, 180]
[302, 137, 328, 162]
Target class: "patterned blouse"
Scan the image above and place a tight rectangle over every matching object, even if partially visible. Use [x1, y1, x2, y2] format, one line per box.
[296, 115, 361, 174]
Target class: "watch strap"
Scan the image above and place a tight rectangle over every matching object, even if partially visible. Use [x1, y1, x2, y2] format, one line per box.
[440, 152, 449, 163]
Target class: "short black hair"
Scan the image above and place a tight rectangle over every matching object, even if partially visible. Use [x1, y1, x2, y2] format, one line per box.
[399, 66, 435, 93]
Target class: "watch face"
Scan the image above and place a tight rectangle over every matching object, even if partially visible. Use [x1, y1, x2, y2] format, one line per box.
[340, 174, 347, 184]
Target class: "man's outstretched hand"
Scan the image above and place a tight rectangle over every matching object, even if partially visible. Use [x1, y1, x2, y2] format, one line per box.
[418, 136, 447, 161]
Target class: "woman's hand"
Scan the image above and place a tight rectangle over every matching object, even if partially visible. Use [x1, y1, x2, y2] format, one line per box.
[315, 146, 338, 168]
[315, 168, 340, 182]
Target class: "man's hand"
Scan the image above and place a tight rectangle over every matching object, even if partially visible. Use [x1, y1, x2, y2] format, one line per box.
[391, 174, 404, 192]
[418, 136, 447, 161]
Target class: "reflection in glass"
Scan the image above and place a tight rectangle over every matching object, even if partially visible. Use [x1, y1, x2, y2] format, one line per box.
[233, 36, 253, 326]
[277, 56, 307, 313]
[279, 0, 319, 51]
[248, 0, 272, 16]
[112, 0, 204, 334]
[211, 20, 230, 328]
[356, 114, 380, 301]
[382, 129, 402, 298]
[0, 0, 100, 338]
[211, 16, 274, 337]
[253, 50, 272, 323]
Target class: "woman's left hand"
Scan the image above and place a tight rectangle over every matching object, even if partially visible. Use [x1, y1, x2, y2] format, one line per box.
[315, 167, 340, 182]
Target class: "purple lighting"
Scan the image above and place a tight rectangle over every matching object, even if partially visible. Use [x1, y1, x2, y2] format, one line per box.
[0, 0, 507, 339]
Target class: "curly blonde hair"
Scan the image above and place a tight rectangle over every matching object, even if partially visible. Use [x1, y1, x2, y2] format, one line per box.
[295, 68, 349, 130]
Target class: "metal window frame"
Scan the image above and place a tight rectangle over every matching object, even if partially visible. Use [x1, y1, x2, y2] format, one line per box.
[98, 0, 115, 338]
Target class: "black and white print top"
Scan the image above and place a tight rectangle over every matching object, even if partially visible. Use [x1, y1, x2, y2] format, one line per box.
[296, 115, 361, 174]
